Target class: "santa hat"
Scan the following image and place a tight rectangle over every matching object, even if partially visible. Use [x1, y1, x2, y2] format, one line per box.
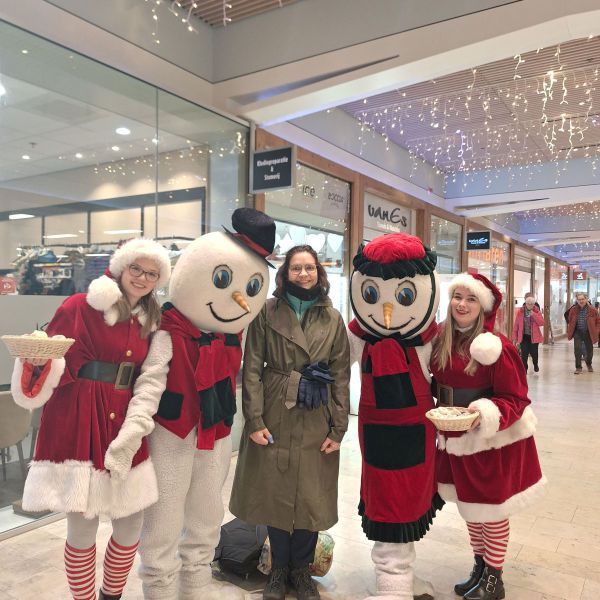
[353, 233, 437, 280]
[448, 272, 504, 365]
[109, 238, 171, 288]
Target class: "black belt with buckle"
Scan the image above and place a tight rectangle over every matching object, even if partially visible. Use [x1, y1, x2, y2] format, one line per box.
[431, 378, 493, 408]
[78, 361, 136, 390]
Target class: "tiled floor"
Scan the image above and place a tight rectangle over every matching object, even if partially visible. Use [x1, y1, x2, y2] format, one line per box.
[1, 341, 599, 599]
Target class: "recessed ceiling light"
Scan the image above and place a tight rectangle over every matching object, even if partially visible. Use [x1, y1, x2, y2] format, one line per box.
[111, 145, 120, 152]
[21, 49, 28, 54]
[152, 137, 159, 144]
[9, 213, 35, 220]
[75, 152, 83, 159]
[0, 82, 6, 97]
[115, 127, 131, 136]
[44, 233, 78, 239]
[22, 154, 30, 160]
[104, 229, 142, 235]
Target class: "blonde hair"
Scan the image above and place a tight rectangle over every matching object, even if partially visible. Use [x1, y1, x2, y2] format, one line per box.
[113, 282, 162, 339]
[432, 303, 485, 376]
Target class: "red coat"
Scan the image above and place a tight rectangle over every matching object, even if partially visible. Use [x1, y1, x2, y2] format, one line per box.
[512, 305, 544, 344]
[12, 292, 157, 519]
[431, 332, 545, 522]
[566, 303, 600, 340]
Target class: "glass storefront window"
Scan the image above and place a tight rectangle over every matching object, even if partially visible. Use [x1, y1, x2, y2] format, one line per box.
[0, 19, 248, 536]
[533, 256, 545, 312]
[467, 238, 510, 335]
[265, 163, 350, 319]
[549, 261, 568, 337]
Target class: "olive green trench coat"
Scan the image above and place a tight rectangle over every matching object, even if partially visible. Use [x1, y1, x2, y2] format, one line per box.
[229, 295, 350, 532]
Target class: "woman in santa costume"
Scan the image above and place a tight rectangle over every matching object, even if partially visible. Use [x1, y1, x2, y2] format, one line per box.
[430, 272, 546, 600]
[11, 238, 171, 600]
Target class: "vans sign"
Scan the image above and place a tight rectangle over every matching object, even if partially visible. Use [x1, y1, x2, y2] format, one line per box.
[465, 230, 492, 251]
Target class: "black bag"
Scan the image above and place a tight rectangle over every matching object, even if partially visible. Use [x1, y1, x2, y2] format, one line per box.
[213, 518, 268, 578]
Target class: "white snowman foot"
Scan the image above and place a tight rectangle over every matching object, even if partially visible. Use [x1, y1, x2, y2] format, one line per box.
[179, 580, 245, 600]
[413, 574, 435, 599]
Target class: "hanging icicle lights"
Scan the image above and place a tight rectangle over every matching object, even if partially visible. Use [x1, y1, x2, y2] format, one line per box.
[350, 37, 600, 188]
[143, 0, 200, 43]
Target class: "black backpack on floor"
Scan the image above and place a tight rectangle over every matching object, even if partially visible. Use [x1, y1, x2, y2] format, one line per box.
[213, 518, 268, 578]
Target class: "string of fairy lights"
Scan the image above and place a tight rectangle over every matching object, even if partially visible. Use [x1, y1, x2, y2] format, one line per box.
[352, 37, 600, 192]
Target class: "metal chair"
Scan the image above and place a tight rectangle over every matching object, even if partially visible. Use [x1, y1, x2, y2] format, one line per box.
[0, 392, 33, 481]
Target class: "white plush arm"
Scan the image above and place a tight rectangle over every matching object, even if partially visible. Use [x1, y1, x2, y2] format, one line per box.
[104, 331, 172, 478]
[11, 358, 66, 410]
[347, 327, 365, 366]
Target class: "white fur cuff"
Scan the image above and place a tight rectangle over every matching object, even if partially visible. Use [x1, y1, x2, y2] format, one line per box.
[11, 358, 65, 409]
[470, 398, 501, 438]
[470, 332, 502, 365]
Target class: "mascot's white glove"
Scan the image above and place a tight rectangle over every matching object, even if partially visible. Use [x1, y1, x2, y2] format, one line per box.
[104, 420, 147, 480]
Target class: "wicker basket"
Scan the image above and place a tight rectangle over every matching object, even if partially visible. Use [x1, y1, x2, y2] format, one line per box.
[426, 407, 479, 432]
[1, 335, 75, 359]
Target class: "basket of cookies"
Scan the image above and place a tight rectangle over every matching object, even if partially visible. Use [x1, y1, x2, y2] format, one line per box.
[1, 330, 75, 359]
[425, 406, 479, 432]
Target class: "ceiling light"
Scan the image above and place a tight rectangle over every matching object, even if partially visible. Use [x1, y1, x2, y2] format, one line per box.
[103, 229, 142, 235]
[9, 213, 35, 220]
[21, 49, 28, 54]
[152, 137, 159, 144]
[75, 152, 83, 159]
[0, 81, 6, 97]
[22, 154, 30, 160]
[115, 127, 131, 136]
[111, 145, 120, 151]
[44, 233, 78, 239]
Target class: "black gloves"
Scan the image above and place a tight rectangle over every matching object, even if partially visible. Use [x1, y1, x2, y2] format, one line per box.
[297, 362, 335, 410]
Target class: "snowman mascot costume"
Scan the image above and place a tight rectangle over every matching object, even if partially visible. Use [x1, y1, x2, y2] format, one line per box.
[105, 208, 275, 600]
[347, 233, 443, 600]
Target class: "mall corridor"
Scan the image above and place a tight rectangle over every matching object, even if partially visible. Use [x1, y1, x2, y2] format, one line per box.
[0, 341, 597, 600]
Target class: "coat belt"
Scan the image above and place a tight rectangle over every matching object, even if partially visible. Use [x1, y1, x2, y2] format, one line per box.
[78, 361, 136, 390]
[431, 378, 493, 408]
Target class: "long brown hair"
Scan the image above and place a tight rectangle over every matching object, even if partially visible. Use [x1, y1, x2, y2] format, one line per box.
[113, 281, 162, 339]
[274, 245, 330, 298]
[432, 303, 485, 376]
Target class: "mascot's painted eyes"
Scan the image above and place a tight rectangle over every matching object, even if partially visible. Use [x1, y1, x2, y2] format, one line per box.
[396, 281, 417, 306]
[246, 273, 264, 297]
[361, 280, 380, 305]
[212, 265, 232, 289]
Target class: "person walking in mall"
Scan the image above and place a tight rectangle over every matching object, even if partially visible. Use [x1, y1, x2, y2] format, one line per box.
[512, 293, 544, 373]
[229, 245, 350, 600]
[566, 292, 600, 374]
[431, 273, 545, 600]
[10, 238, 171, 600]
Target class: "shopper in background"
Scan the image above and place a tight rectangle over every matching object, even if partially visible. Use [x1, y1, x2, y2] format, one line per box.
[566, 292, 600, 374]
[230, 245, 350, 600]
[431, 273, 545, 600]
[512, 292, 544, 373]
[10, 238, 171, 600]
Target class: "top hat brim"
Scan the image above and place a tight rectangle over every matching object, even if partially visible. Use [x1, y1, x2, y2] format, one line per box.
[222, 226, 275, 268]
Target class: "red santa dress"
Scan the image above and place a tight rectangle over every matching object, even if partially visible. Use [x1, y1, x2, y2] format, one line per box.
[430, 274, 546, 523]
[11, 279, 158, 519]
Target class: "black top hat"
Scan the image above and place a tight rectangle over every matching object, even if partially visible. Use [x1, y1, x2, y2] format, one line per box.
[223, 207, 276, 268]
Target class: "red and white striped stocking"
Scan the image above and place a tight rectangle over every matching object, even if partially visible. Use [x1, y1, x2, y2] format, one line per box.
[466, 521, 485, 556]
[64, 542, 96, 600]
[100, 537, 139, 597]
[481, 519, 510, 569]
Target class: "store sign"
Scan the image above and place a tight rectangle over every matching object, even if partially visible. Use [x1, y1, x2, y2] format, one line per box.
[0, 277, 17, 295]
[561, 272, 568, 280]
[363, 193, 413, 235]
[465, 230, 492, 251]
[250, 147, 295, 193]
[573, 270, 587, 281]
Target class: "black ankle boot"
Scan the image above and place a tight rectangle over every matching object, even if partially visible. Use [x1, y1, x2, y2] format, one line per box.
[454, 555, 485, 596]
[289, 566, 320, 600]
[263, 566, 288, 600]
[463, 566, 505, 600]
[98, 591, 122, 600]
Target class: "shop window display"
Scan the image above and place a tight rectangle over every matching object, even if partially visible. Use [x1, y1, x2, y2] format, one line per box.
[0, 20, 248, 537]
[549, 262, 568, 337]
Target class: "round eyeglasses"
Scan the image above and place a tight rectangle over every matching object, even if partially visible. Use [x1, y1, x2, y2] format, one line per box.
[289, 264, 317, 274]
[128, 263, 160, 282]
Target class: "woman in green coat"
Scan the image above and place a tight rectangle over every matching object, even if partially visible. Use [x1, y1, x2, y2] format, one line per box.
[229, 244, 350, 600]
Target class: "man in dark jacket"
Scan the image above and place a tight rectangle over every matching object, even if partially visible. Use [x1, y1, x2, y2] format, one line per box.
[566, 293, 600, 374]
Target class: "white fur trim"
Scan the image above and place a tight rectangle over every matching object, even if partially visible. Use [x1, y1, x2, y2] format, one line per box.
[87, 275, 122, 313]
[438, 406, 538, 456]
[22, 457, 158, 519]
[347, 328, 366, 366]
[448, 273, 494, 312]
[438, 475, 547, 521]
[109, 238, 171, 288]
[470, 398, 501, 438]
[470, 332, 502, 365]
[11, 358, 66, 409]
[415, 343, 433, 384]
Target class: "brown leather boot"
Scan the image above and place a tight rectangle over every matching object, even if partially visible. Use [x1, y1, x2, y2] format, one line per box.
[263, 566, 288, 600]
[463, 565, 505, 599]
[454, 554, 485, 596]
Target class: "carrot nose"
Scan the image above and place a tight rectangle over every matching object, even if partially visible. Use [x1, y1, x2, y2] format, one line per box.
[232, 291, 250, 313]
[382, 302, 393, 329]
